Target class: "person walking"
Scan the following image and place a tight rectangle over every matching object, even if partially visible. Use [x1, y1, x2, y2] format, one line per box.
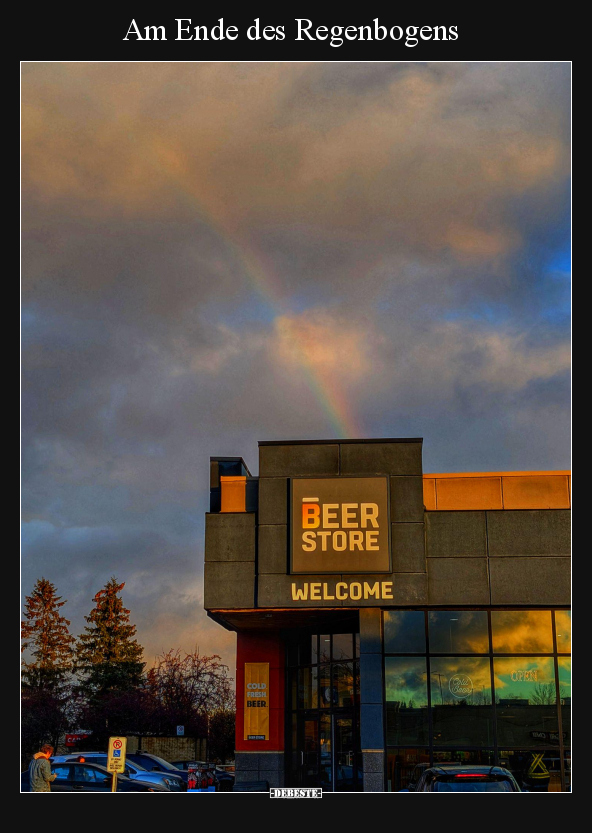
[29, 744, 57, 792]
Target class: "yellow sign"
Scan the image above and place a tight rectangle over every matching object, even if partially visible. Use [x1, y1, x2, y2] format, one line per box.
[527, 753, 549, 779]
[292, 477, 390, 574]
[107, 736, 127, 773]
[244, 663, 269, 741]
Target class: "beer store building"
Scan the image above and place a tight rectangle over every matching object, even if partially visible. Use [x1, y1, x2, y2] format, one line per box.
[203, 438, 571, 792]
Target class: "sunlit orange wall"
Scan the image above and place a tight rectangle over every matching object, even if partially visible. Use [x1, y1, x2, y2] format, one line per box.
[423, 471, 571, 511]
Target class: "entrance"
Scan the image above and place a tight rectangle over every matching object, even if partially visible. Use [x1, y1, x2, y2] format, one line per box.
[293, 711, 360, 791]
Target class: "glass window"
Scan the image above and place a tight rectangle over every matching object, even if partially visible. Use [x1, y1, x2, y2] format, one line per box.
[333, 662, 355, 707]
[320, 635, 331, 663]
[385, 657, 429, 746]
[428, 611, 489, 653]
[494, 656, 558, 747]
[491, 610, 553, 653]
[386, 749, 430, 791]
[558, 657, 571, 745]
[555, 611, 571, 652]
[384, 611, 425, 653]
[319, 664, 331, 708]
[298, 666, 318, 709]
[311, 634, 319, 664]
[52, 765, 71, 781]
[333, 633, 353, 661]
[500, 749, 556, 793]
[430, 657, 493, 746]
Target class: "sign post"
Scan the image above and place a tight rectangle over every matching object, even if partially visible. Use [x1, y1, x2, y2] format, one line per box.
[107, 736, 127, 793]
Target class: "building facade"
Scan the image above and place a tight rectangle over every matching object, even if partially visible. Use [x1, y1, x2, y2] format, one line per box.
[204, 439, 571, 792]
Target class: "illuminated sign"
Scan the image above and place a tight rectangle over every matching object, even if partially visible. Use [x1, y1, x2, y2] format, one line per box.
[291, 580, 393, 601]
[510, 669, 538, 681]
[291, 477, 390, 573]
[449, 674, 473, 698]
[244, 662, 269, 741]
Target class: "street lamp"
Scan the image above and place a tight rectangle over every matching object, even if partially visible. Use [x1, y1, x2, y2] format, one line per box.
[432, 672, 444, 705]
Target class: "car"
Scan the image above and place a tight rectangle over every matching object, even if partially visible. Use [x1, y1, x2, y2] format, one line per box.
[21, 760, 169, 792]
[171, 760, 235, 791]
[403, 761, 456, 792]
[51, 753, 186, 791]
[125, 752, 193, 786]
[412, 765, 524, 792]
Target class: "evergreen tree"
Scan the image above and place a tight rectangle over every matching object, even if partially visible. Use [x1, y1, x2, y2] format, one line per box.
[21, 577, 75, 690]
[75, 577, 145, 695]
[21, 578, 77, 756]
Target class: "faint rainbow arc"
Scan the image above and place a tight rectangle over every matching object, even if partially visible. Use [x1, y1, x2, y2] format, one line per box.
[152, 142, 364, 440]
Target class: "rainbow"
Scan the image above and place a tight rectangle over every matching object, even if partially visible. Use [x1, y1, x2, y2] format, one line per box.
[152, 141, 364, 440]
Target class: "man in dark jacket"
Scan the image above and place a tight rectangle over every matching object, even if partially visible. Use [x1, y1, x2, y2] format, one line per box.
[29, 744, 57, 792]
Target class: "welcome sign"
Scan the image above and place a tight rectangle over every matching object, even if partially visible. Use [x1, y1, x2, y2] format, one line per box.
[291, 476, 390, 573]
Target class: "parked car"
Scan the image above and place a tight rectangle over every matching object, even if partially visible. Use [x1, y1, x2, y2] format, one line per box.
[411, 765, 523, 792]
[51, 753, 186, 791]
[403, 760, 456, 792]
[125, 752, 193, 787]
[171, 760, 235, 791]
[21, 760, 169, 792]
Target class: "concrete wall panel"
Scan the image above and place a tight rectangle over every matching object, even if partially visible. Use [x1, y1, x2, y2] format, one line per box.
[426, 512, 487, 557]
[427, 558, 490, 605]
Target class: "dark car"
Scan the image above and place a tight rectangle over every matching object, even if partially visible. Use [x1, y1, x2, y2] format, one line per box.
[413, 765, 523, 792]
[21, 761, 169, 792]
[52, 753, 186, 791]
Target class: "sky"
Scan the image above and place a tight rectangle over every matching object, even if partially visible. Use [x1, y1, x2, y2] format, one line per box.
[21, 62, 571, 676]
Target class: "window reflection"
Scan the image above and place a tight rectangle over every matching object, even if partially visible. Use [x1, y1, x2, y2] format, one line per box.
[385, 657, 429, 746]
[320, 635, 331, 663]
[494, 656, 558, 747]
[298, 666, 318, 709]
[555, 611, 571, 652]
[319, 665, 331, 708]
[558, 657, 571, 744]
[333, 633, 353, 661]
[384, 611, 425, 653]
[491, 610, 553, 653]
[430, 657, 493, 746]
[334, 663, 355, 707]
[429, 611, 489, 653]
[500, 750, 559, 792]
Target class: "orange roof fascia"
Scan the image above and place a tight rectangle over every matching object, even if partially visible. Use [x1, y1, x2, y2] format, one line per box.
[423, 470, 570, 478]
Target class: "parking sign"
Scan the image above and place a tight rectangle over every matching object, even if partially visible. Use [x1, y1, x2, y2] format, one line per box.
[107, 736, 127, 773]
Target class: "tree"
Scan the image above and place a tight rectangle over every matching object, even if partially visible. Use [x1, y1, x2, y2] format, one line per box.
[208, 707, 236, 763]
[75, 577, 145, 695]
[530, 682, 557, 705]
[21, 577, 75, 691]
[21, 578, 77, 756]
[146, 648, 233, 740]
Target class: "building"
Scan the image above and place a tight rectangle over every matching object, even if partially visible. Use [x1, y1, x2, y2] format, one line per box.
[203, 438, 571, 792]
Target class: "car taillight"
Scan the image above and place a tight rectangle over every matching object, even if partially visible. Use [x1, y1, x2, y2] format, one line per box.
[454, 773, 482, 778]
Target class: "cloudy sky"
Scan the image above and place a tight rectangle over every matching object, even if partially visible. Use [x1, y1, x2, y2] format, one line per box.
[21, 62, 571, 674]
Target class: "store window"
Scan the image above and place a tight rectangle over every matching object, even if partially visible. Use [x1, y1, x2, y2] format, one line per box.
[430, 657, 493, 746]
[428, 611, 489, 653]
[384, 611, 425, 653]
[383, 608, 571, 792]
[491, 610, 553, 653]
[555, 611, 571, 653]
[385, 657, 429, 746]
